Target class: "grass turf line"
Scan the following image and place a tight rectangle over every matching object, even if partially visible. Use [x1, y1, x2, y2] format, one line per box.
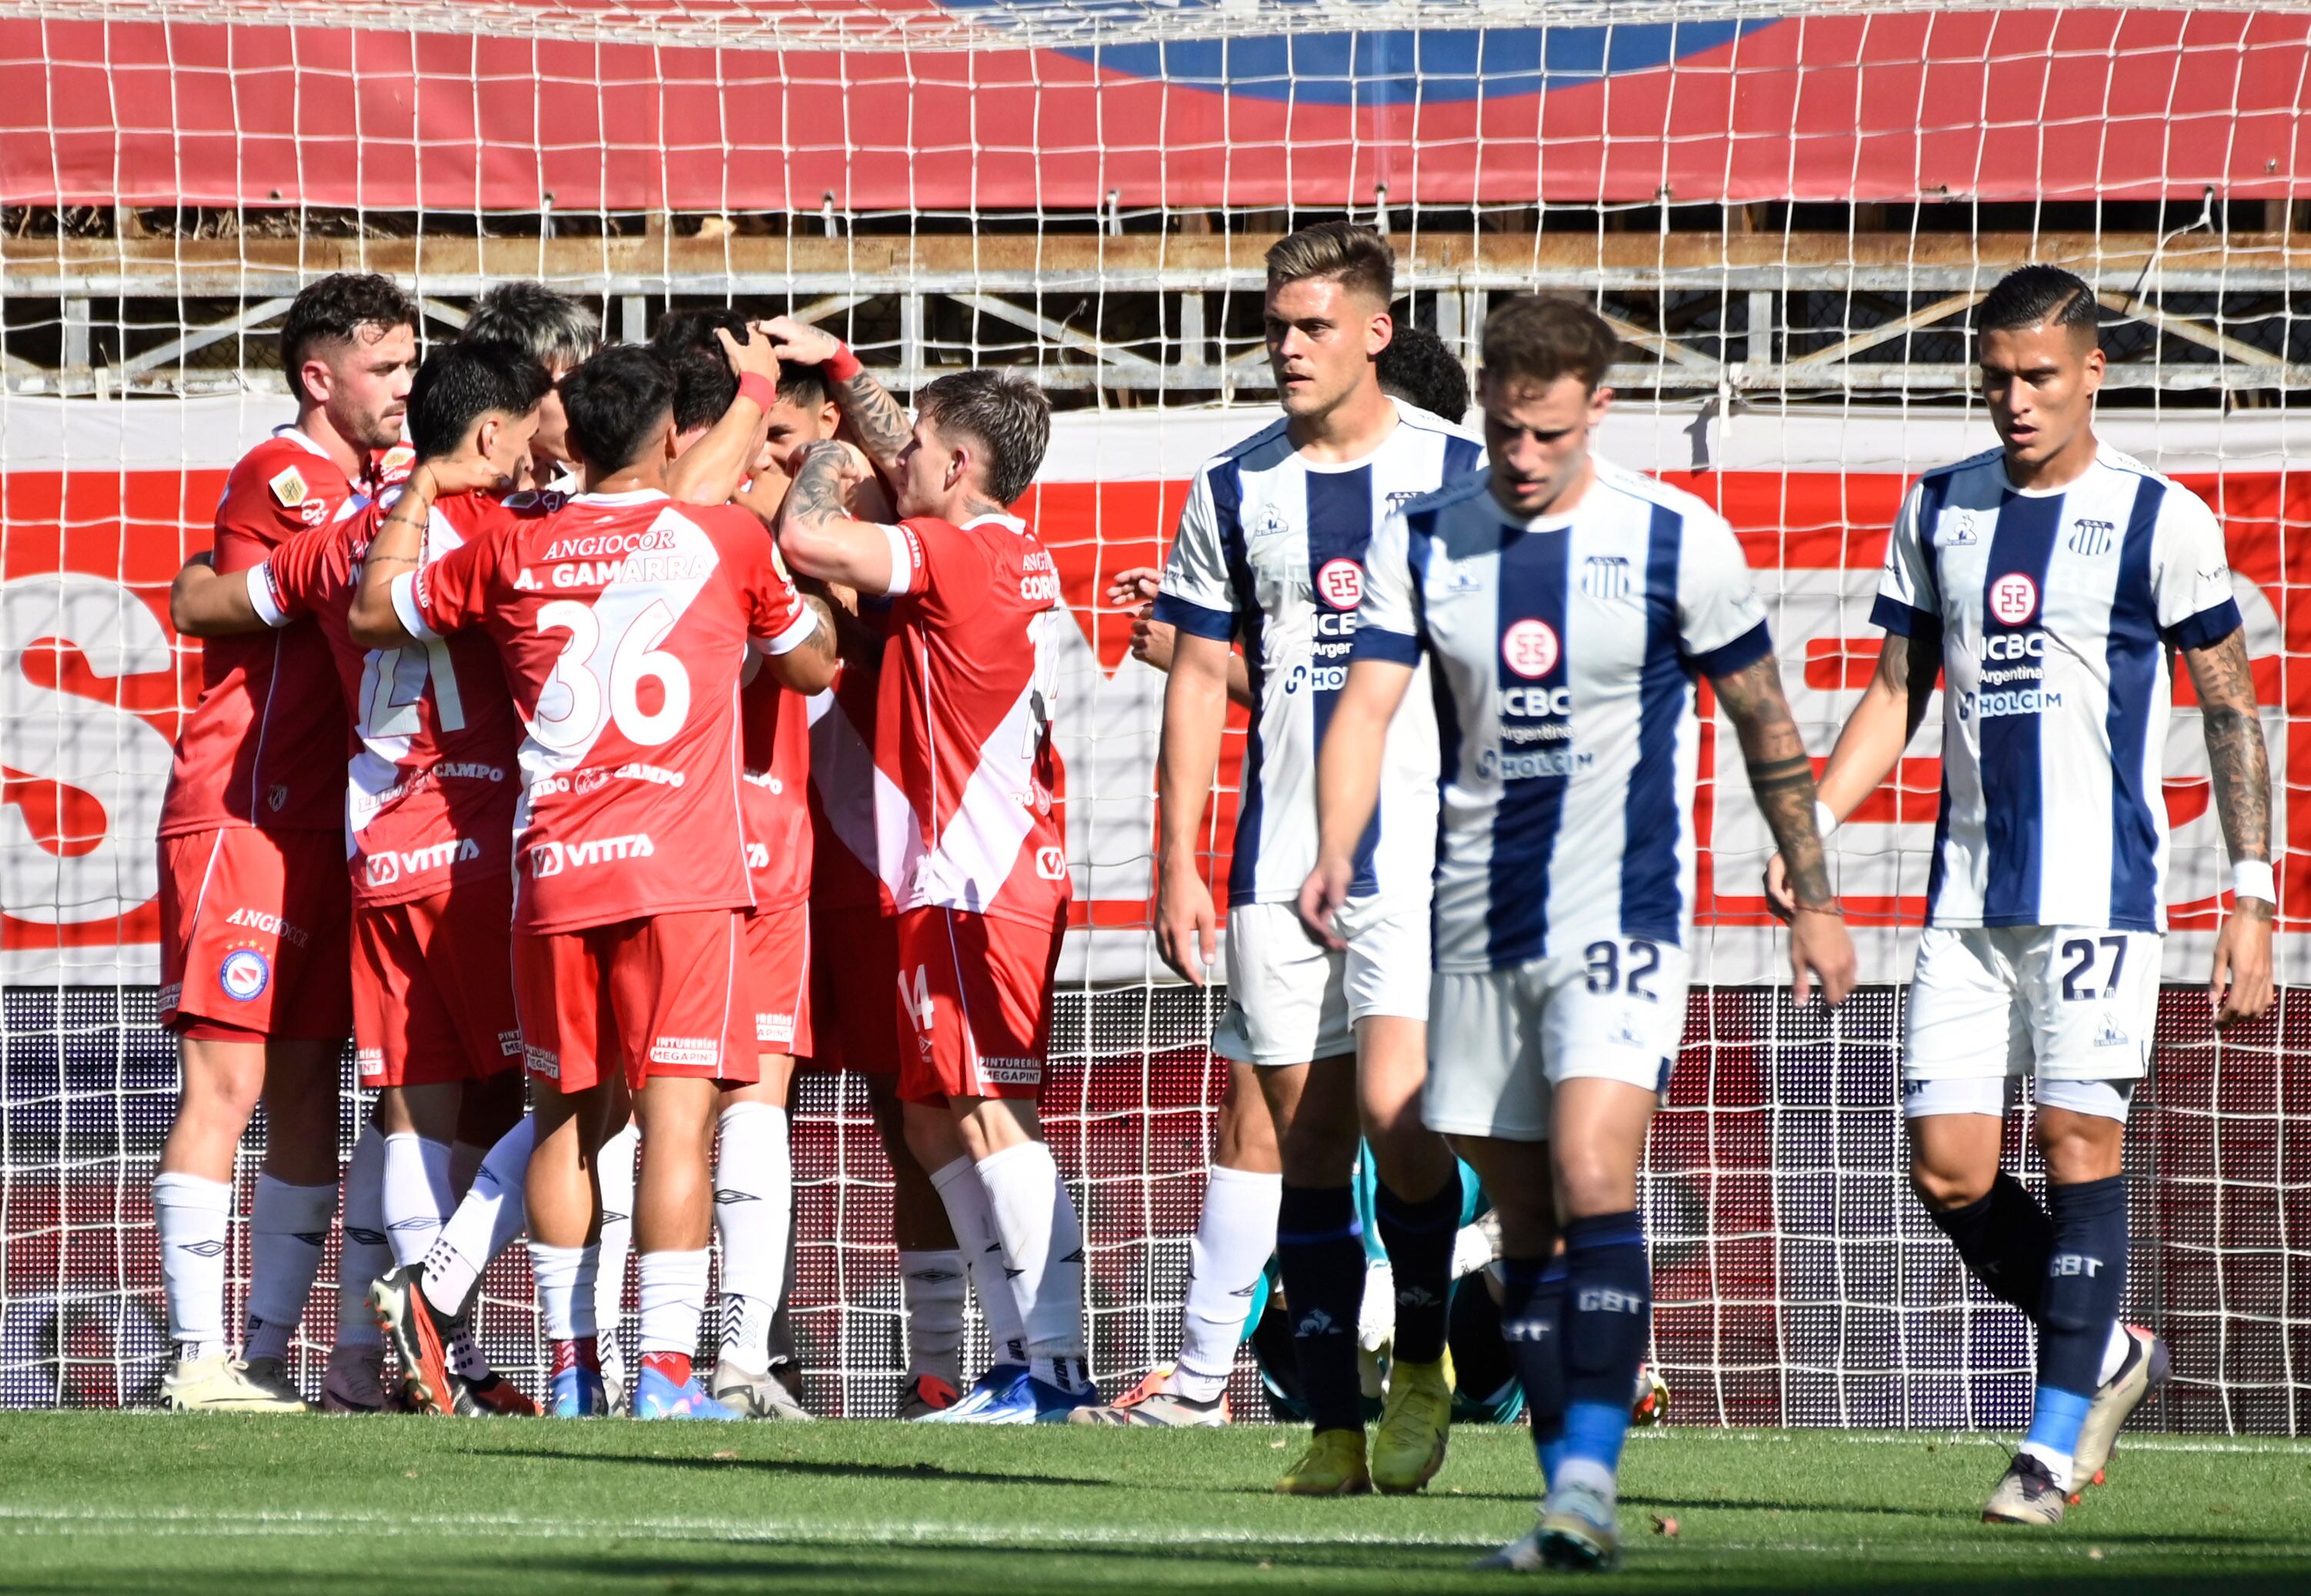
[1, 1415, 2306, 1593]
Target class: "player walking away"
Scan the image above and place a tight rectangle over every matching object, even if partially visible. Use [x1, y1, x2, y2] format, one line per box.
[1305, 295, 1855, 1569]
[151, 273, 418, 1414]
[1764, 266, 2275, 1526]
[166, 340, 554, 1417]
[344, 344, 838, 1419]
[766, 323, 1096, 1423]
[1122, 225, 1481, 1493]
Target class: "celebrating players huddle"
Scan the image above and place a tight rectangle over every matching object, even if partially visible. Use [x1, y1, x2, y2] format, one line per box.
[145, 226, 2273, 1572]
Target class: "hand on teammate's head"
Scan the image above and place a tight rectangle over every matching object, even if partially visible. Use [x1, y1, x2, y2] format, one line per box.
[761, 316, 843, 369]
[717, 323, 781, 384]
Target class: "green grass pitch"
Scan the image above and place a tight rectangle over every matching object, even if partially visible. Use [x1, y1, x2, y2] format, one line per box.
[2, 1414, 2307, 1592]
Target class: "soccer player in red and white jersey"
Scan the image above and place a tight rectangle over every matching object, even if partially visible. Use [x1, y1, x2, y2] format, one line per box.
[765, 320, 1095, 1421]
[151, 273, 419, 1414]
[169, 340, 556, 1417]
[345, 343, 838, 1420]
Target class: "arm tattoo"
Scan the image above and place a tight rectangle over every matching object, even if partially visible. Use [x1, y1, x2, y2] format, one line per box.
[1878, 630, 1943, 741]
[781, 443, 851, 530]
[836, 370, 914, 474]
[795, 593, 840, 670]
[1713, 653, 1838, 911]
[2188, 631, 2273, 907]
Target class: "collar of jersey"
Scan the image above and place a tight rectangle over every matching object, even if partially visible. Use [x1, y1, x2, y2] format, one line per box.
[1998, 440, 2116, 499]
[272, 424, 332, 460]
[1291, 407, 1406, 474]
[575, 487, 672, 507]
[961, 512, 1027, 534]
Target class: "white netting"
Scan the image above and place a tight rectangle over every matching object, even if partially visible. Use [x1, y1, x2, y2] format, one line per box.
[1, 0, 2306, 1429]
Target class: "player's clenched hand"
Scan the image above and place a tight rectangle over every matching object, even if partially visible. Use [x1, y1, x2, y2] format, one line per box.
[1155, 858, 1220, 986]
[1787, 905, 1855, 1008]
[784, 438, 871, 488]
[717, 323, 781, 386]
[761, 316, 844, 369]
[413, 454, 508, 500]
[2209, 900, 2275, 1029]
[1761, 851, 1799, 925]
[1296, 854, 1353, 952]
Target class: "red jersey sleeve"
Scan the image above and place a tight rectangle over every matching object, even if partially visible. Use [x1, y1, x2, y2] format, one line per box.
[891, 517, 995, 625]
[249, 520, 353, 628]
[736, 517, 821, 657]
[213, 447, 351, 572]
[398, 530, 500, 640]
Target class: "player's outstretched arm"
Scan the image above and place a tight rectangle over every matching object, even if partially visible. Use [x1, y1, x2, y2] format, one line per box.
[1106, 566, 1253, 708]
[1713, 651, 1857, 1007]
[1154, 630, 1236, 985]
[346, 458, 503, 647]
[666, 324, 779, 507]
[761, 316, 914, 483]
[774, 440, 899, 595]
[168, 552, 266, 637]
[1762, 627, 1938, 920]
[1296, 657, 1413, 952]
[2185, 628, 2276, 1027]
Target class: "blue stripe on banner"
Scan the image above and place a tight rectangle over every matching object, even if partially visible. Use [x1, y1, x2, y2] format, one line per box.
[1409, 511, 1455, 963]
[1620, 504, 1685, 943]
[1978, 490, 2064, 925]
[1215, 460, 1267, 907]
[2105, 476, 2167, 930]
[1306, 465, 1383, 896]
[1486, 523, 1573, 966]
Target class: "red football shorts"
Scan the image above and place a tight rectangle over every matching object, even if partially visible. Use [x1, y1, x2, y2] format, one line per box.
[807, 903, 899, 1076]
[894, 905, 1064, 1107]
[157, 827, 350, 1040]
[353, 882, 523, 1089]
[512, 908, 756, 1094]
[743, 902, 814, 1059]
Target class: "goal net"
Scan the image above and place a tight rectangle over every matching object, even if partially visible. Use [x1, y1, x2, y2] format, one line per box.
[1, 0, 2305, 1433]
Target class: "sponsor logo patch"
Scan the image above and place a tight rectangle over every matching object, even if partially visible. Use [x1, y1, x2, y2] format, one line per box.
[218, 947, 270, 1002]
[524, 1044, 560, 1078]
[648, 1037, 721, 1068]
[1501, 617, 1560, 679]
[1988, 571, 2039, 626]
[266, 466, 309, 508]
[979, 1056, 1043, 1086]
[1315, 557, 1364, 609]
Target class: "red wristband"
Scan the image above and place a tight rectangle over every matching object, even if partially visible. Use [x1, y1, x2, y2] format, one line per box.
[825, 341, 863, 382]
[736, 372, 775, 410]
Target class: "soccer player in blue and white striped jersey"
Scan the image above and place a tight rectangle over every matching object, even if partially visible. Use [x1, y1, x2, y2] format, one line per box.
[1306, 295, 1855, 1569]
[1132, 224, 1486, 1491]
[1766, 265, 2274, 1526]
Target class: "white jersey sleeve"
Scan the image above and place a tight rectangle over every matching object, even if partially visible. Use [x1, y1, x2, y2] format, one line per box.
[2150, 487, 2244, 650]
[1349, 505, 1421, 664]
[1674, 510, 1771, 674]
[1152, 469, 1236, 642]
[1873, 480, 1940, 634]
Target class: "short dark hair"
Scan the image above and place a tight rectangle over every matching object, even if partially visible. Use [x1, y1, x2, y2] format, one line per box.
[557, 344, 676, 476]
[1376, 323, 1470, 420]
[279, 273, 420, 403]
[1977, 265, 2099, 345]
[778, 363, 832, 411]
[463, 281, 600, 371]
[1266, 221, 1395, 307]
[406, 341, 553, 461]
[1480, 296, 1620, 393]
[917, 369, 1051, 507]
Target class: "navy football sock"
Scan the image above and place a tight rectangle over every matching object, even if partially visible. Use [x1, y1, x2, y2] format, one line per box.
[1924, 1169, 2054, 1320]
[1497, 1254, 1568, 1486]
[1275, 1183, 1369, 1434]
[1557, 1212, 1650, 1477]
[2034, 1174, 2129, 1441]
[1373, 1166, 1462, 1364]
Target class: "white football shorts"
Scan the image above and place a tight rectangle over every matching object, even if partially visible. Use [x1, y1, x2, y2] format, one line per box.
[1902, 925, 2159, 1089]
[1212, 895, 1430, 1068]
[1423, 936, 1691, 1143]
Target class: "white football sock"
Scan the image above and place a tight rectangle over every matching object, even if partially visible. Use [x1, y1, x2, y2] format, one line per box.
[594, 1120, 639, 1380]
[713, 1102, 792, 1376]
[1174, 1164, 1280, 1401]
[637, 1248, 713, 1362]
[153, 1171, 232, 1360]
[928, 1156, 1030, 1367]
[530, 1242, 598, 1342]
[899, 1249, 968, 1388]
[335, 1126, 389, 1350]
[423, 1115, 533, 1317]
[243, 1175, 335, 1362]
[975, 1139, 1088, 1387]
[2099, 1320, 2132, 1387]
[382, 1133, 454, 1269]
